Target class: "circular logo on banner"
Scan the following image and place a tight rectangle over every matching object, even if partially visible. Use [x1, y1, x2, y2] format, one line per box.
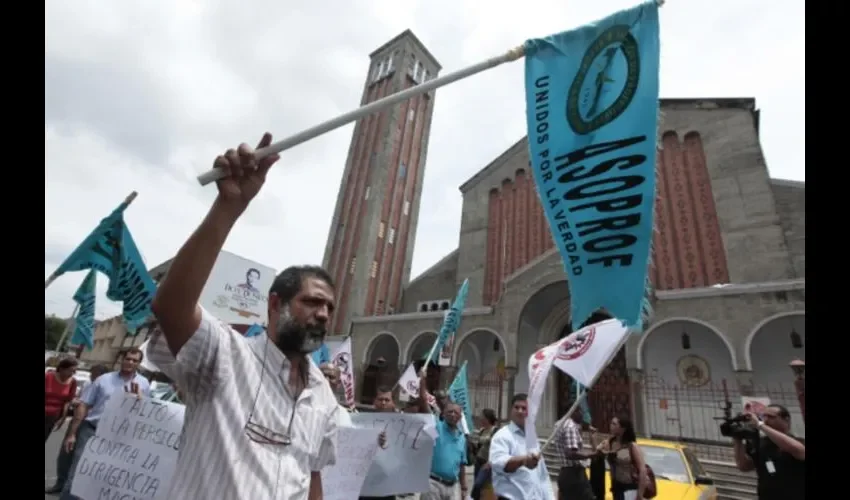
[565, 24, 641, 134]
[406, 380, 418, 394]
[333, 352, 351, 373]
[557, 327, 596, 361]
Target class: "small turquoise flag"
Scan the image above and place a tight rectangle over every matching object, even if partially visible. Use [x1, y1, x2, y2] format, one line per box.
[244, 323, 265, 338]
[423, 279, 469, 362]
[70, 270, 97, 350]
[448, 361, 474, 434]
[311, 342, 331, 366]
[524, 1, 660, 330]
[50, 198, 157, 331]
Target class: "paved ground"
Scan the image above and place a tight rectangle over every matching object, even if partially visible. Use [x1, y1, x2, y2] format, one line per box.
[44, 421, 67, 499]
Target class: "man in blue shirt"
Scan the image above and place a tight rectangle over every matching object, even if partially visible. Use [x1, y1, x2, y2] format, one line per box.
[59, 348, 151, 500]
[422, 401, 468, 499]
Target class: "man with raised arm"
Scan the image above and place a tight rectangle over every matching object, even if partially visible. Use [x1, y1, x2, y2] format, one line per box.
[147, 133, 339, 500]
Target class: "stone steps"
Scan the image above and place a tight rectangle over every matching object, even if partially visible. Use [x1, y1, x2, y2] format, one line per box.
[702, 460, 757, 500]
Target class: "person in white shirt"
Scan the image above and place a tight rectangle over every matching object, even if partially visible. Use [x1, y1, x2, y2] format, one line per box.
[149, 133, 339, 500]
[489, 393, 555, 500]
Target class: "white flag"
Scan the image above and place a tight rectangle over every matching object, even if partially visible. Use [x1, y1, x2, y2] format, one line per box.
[551, 319, 630, 387]
[438, 311, 455, 367]
[525, 318, 631, 450]
[138, 339, 161, 373]
[397, 363, 437, 408]
[331, 337, 356, 407]
[525, 338, 563, 451]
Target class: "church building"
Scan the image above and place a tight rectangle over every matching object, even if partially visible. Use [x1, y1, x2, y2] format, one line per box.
[323, 30, 806, 443]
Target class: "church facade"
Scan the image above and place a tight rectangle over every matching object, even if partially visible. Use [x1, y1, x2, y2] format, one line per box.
[325, 33, 806, 443]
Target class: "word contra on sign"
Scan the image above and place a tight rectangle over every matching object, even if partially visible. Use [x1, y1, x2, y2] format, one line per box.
[71, 394, 185, 500]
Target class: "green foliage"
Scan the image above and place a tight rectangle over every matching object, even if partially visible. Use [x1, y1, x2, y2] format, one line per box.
[45, 315, 68, 350]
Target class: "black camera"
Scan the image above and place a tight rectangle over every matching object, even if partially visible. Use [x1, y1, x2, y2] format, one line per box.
[717, 402, 759, 441]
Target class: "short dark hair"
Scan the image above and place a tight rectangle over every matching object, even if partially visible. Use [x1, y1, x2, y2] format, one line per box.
[768, 404, 791, 420]
[90, 364, 109, 377]
[123, 347, 144, 362]
[247, 268, 261, 278]
[511, 393, 528, 406]
[57, 357, 78, 370]
[376, 385, 393, 395]
[482, 408, 498, 425]
[269, 266, 335, 305]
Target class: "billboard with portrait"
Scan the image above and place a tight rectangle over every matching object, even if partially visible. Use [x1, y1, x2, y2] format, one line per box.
[198, 250, 276, 326]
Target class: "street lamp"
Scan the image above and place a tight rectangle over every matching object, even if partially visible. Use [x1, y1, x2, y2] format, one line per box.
[789, 359, 805, 423]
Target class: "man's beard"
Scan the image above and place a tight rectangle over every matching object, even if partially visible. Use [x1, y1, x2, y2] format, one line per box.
[274, 307, 327, 354]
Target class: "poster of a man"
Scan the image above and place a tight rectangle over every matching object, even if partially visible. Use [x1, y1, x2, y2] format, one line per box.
[199, 251, 276, 326]
[237, 268, 261, 294]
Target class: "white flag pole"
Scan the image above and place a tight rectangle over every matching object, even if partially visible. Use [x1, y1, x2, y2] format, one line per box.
[196, 46, 525, 186]
[194, 0, 668, 187]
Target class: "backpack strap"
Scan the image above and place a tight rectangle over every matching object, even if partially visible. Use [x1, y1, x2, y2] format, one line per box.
[628, 442, 643, 479]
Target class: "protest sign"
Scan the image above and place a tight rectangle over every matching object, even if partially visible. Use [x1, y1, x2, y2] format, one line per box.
[322, 427, 381, 500]
[351, 412, 436, 496]
[71, 393, 185, 500]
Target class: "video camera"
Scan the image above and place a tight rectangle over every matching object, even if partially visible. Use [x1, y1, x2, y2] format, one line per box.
[716, 401, 759, 441]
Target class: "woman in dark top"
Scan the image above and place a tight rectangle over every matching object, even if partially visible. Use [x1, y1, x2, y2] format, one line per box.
[469, 409, 498, 500]
[44, 358, 78, 441]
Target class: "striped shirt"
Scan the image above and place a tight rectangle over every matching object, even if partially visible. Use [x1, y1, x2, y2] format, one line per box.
[147, 307, 339, 499]
[554, 418, 584, 467]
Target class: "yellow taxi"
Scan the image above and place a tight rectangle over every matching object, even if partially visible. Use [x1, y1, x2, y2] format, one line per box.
[588, 438, 718, 500]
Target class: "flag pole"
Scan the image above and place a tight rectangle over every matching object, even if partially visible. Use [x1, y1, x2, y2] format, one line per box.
[44, 191, 139, 290]
[194, 0, 670, 187]
[196, 45, 527, 186]
[55, 303, 80, 353]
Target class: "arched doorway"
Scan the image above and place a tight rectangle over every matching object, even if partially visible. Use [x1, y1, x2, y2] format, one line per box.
[406, 331, 441, 393]
[555, 310, 630, 434]
[746, 312, 805, 436]
[360, 333, 401, 404]
[456, 329, 507, 417]
[637, 318, 737, 442]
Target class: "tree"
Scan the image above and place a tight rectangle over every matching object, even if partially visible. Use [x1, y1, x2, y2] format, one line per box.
[45, 315, 68, 350]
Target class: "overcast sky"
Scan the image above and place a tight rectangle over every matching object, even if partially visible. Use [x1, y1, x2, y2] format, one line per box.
[45, 0, 805, 320]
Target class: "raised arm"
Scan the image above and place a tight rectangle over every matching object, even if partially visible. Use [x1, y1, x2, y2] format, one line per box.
[151, 132, 279, 354]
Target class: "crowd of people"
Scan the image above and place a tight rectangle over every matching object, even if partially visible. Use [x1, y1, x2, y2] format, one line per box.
[45, 135, 805, 500]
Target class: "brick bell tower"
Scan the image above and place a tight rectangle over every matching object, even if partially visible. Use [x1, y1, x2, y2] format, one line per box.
[322, 30, 441, 335]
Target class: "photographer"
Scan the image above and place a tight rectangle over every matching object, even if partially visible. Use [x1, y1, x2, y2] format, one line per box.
[732, 404, 805, 499]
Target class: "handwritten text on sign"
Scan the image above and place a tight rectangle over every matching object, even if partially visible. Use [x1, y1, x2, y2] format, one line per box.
[351, 412, 436, 497]
[71, 394, 185, 500]
[322, 427, 380, 500]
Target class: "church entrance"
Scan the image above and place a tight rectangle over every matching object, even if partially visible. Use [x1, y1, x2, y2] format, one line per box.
[555, 312, 632, 433]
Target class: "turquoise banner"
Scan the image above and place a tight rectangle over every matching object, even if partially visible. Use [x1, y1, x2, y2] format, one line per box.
[523, 1, 660, 329]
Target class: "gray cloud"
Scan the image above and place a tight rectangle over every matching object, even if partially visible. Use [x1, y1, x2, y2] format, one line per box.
[45, 0, 804, 320]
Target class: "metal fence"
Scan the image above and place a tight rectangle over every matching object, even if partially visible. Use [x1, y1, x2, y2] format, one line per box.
[638, 375, 804, 461]
[468, 371, 505, 417]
